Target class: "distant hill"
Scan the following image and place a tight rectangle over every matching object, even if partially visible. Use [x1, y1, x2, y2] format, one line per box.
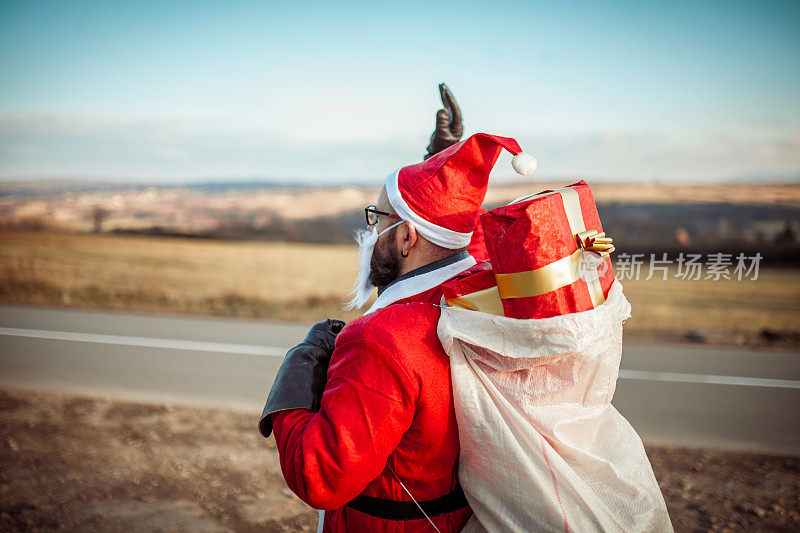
[0, 179, 318, 198]
[1, 179, 798, 265]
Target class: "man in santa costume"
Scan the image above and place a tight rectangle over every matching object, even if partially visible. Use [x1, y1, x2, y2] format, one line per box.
[258, 90, 536, 531]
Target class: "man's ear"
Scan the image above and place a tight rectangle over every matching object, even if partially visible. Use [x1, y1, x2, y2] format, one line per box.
[400, 222, 418, 257]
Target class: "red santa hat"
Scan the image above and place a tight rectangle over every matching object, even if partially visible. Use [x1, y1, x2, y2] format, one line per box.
[385, 132, 537, 249]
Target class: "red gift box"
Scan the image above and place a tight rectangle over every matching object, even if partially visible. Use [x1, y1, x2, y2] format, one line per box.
[444, 180, 615, 319]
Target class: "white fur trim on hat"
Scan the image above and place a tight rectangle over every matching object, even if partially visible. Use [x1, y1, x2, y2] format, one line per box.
[385, 169, 473, 249]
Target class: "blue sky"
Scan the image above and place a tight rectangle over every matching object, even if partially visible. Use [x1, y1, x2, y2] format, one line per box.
[0, 0, 798, 183]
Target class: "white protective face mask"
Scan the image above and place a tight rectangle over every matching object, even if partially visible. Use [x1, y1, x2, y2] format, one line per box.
[344, 220, 404, 310]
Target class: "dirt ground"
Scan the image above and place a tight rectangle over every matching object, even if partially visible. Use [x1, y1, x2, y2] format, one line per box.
[1, 389, 798, 532]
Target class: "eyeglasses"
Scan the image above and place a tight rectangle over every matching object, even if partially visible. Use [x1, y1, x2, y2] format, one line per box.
[365, 205, 401, 226]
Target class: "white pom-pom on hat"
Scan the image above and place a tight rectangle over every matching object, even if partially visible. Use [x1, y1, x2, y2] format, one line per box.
[511, 152, 538, 175]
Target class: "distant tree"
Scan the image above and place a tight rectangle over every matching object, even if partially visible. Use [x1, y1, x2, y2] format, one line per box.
[90, 205, 109, 233]
[775, 220, 797, 244]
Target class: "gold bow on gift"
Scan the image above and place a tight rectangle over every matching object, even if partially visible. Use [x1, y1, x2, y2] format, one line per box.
[575, 229, 615, 257]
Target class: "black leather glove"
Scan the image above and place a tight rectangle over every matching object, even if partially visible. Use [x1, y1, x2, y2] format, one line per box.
[425, 83, 464, 159]
[258, 318, 346, 438]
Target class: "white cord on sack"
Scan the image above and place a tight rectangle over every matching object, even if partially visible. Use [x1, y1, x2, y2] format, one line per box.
[387, 462, 442, 533]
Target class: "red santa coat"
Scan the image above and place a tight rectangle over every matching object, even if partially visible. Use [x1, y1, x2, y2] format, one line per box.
[271, 255, 476, 532]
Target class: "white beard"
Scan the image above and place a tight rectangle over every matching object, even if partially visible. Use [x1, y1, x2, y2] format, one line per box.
[344, 221, 403, 310]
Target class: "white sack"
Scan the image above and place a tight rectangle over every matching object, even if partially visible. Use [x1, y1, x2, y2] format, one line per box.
[438, 279, 673, 532]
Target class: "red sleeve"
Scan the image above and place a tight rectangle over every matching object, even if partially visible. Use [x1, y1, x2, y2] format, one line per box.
[271, 334, 419, 510]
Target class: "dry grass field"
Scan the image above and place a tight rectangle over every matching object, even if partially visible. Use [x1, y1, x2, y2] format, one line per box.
[619, 267, 799, 344]
[1, 230, 797, 345]
[0, 230, 364, 323]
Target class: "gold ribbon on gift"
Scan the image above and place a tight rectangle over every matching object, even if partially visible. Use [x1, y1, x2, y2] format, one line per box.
[495, 248, 584, 299]
[446, 285, 505, 316]
[446, 185, 615, 314]
[519, 186, 608, 307]
[495, 230, 614, 305]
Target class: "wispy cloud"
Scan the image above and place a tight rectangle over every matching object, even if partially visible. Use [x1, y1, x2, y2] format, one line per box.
[516, 131, 800, 182]
[0, 113, 425, 182]
[1, 113, 797, 183]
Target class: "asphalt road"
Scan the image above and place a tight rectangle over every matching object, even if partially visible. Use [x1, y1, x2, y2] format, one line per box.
[1, 304, 799, 456]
